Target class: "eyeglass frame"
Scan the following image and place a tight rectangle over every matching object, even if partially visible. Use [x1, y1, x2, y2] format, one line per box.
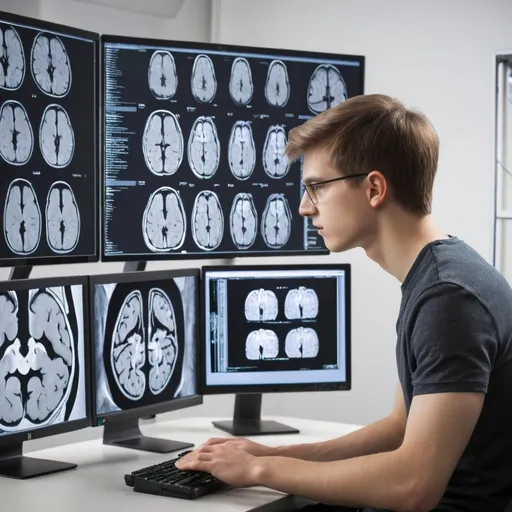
[302, 172, 370, 205]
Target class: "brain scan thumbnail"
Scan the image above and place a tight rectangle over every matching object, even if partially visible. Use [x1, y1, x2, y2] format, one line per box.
[228, 120, 256, 181]
[284, 287, 319, 320]
[285, 327, 319, 358]
[93, 275, 197, 415]
[265, 60, 290, 108]
[148, 50, 177, 100]
[31, 32, 72, 97]
[245, 329, 279, 360]
[191, 190, 224, 251]
[229, 57, 253, 106]
[45, 181, 81, 254]
[307, 64, 347, 114]
[142, 186, 186, 252]
[0, 100, 34, 166]
[0, 25, 26, 91]
[229, 192, 258, 250]
[143, 110, 183, 176]
[191, 54, 217, 104]
[244, 288, 278, 321]
[261, 193, 292, 249]
[0, 285, 84, 433]
[262, 125, 290, 179]
[187, 116, 220, 179]
[39, 104, 75, 168]
[3, 178, 41, 256]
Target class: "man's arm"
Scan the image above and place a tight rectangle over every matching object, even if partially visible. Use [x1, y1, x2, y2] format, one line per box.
[273, 384, 407, 462]
[255, 391, 484, 512]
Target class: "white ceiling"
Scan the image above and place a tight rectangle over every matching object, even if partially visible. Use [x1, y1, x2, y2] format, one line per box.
[73, 0, 185, 17]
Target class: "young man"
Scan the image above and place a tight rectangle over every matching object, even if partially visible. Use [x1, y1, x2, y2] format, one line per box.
[176, 94, 512, 512]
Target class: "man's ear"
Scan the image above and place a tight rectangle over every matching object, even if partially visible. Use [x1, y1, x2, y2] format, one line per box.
[367, 170, 387, 209]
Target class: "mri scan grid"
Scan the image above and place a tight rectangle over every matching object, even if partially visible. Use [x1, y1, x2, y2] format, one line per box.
[0, 13, 98, 266]
[0, 283, 87, 435]
[92, 274, 198, 417]
[102, 37, 363, 259]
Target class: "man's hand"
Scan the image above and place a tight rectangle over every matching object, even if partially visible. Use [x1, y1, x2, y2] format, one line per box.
[175, 442, 261, 488]
[198, 437, 274, 457]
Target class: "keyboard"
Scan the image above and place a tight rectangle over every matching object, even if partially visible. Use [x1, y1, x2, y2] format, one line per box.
[124, 450, 231, 500]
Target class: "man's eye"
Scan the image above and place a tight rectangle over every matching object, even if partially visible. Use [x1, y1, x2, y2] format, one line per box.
[311, 185, 323, 192]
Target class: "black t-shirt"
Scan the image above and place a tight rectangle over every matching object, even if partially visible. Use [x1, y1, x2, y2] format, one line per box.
[390, 236, 512, 511]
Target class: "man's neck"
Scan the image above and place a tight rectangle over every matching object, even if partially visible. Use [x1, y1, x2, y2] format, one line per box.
[364, 210, 448, 283]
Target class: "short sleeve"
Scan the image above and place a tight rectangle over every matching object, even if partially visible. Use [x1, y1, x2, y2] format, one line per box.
[409, 283, 498, 396]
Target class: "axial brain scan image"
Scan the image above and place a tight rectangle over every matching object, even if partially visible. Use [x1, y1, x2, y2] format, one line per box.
[246, 329, 279, 360]
[0, 284, 86, 434]
[245, 288, 278, 321]
[0, 25, 25, 91]
[191, 190, 224, 251]
[187, 116, 220, 180]
[31, 32, 72, 97]
[93, 274, 197, 415]
[229, 57, 253, 106]
[191, 54, 217, 104]
[39, 104, 75, 168]
[228, 120, 256, 181]
[0, 100, 34, 166]
[148, 50, 177, 100]
[307, 64, 347, 114]
[261, 193, 292, 249]
[229, 192, 258, 250]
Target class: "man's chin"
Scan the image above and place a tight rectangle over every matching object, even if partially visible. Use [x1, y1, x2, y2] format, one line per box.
[324, 237, 356, 253]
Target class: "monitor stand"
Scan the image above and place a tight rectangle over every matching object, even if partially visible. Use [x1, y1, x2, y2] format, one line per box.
[0, 440, 76, 479]
[103, 417, 194, 453]
[212, 394, 300, 436]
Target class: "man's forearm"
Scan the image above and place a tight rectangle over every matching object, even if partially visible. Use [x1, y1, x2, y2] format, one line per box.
[272, 415, 405, 462]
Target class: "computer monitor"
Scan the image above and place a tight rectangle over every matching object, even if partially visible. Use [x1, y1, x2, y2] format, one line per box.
[90, 268, 202, 453]
[201, 264, 351, 436]
[0, 275, 90, 479]
[101, 34, 364, 261]
[0, 11, 99, 269]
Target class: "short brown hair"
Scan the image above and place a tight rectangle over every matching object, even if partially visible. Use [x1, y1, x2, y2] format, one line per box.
[286, 94, 439, 215]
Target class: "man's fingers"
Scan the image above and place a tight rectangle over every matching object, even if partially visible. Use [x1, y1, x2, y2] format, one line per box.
[205, 437, 230, 446]
[176, 452, 212, 471]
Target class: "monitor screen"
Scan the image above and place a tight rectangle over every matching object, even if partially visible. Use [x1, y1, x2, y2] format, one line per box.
[91, 269, 201, 421]
[0, 11, 99, 268]
[0, 276, 89, 438]
[101, 35, 364, 261]
[202, 264, 351, 393]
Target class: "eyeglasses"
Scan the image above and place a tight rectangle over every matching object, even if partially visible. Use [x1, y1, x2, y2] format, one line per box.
[302, 173, 370, 205]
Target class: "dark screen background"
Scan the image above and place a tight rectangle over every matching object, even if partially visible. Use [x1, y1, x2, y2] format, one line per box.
[0, 18, 98, 266]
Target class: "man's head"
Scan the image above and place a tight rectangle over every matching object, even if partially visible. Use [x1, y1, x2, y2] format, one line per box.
[286, 94, 439, 252]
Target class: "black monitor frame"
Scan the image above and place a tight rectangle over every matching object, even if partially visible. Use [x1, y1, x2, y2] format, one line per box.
[100, 33, 365, 262]
[0, 10, 100, 269]
[200, 263, 351, 435]
[0, 275, 91, 478]
[89, 268, 203, 453]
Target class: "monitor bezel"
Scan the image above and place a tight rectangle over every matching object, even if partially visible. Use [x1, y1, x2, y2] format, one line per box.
[0, 275, 92, 445]
[0, 10, 100, 268]
[199, 263, 352, 395]
[88, 268, 203, 425]
[99, 33, 365, 262]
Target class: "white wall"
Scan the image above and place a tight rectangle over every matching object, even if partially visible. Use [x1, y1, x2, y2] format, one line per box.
[211, 0, 512, 426]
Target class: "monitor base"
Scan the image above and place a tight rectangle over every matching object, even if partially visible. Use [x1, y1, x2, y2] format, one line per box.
[0, 455, 76, 480]
[212, 419, 299, 436]
[103, 417, 194, 454]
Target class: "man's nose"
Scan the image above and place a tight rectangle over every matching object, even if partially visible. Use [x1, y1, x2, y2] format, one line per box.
[299, 191, 317, 217]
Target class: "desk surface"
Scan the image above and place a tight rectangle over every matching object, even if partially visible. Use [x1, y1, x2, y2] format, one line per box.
[1, 416, 361, 511]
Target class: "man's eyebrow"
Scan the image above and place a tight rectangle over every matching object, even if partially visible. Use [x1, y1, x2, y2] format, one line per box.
[302, 176, 323, 185]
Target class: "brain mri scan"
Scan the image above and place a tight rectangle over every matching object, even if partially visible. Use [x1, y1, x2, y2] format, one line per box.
[148, 50, 177, 100]
[229, 57, 253, 106]
[98, 279, 185, 410]
[244, 289, 278, 321]
[228, 120, 256, 181]
[0, 25, 25, 91]
[229, 192, 258, 250]
[284, 287, 319, 320]
[0, 100, 34, 166]
[245, 329, 279, 360]
[4, 178, 41, 256]
[190, 54, 217, 104]
[31, 33, 72, 97]
[39, 104, 75, 168]
[142, 186, 186, 252]
[143, 110, 183, 176]
[307, 64, 347, 114]
[0, 286, 80, 431]
[285, 327, 319, 358]
[261, 193, 292, 249]
[191, 190, 224, 251]
[45, 181, 80, 254]
[262, 125, 290, 179]
[265, 60, 290, 108]
[187, 116, 220, 179]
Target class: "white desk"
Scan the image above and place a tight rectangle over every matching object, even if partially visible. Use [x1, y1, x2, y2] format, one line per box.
[1, 416, 361, 511]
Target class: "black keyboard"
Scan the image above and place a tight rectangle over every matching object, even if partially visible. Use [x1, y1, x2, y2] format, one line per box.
[124, 450, 231, 500]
